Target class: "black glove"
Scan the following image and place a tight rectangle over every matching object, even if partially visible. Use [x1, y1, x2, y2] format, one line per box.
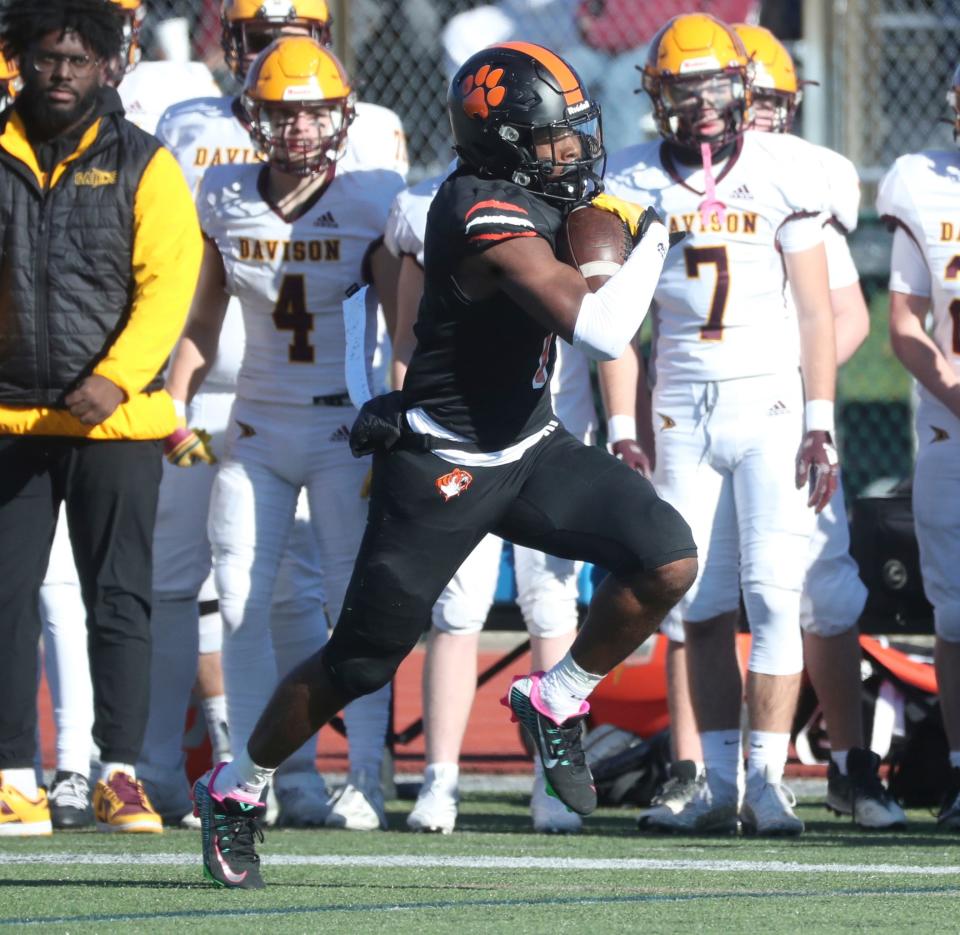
[349, 391, 405, 458]
[636, 205, 687, 250]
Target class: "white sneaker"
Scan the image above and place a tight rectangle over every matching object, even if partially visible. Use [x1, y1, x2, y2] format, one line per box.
[324, 769, 387, 831]
[640, 772, 738, 834]
[636, 760, 705, 830]
[274, 772, 332, 828]
[741, 769, 804, 837]
[407, 774, 458, 834]
[531, 773, 582, 834]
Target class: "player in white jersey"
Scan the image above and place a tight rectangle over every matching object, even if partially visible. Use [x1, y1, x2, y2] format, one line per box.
[382, 172, 597, 834]
[604, 13, 838, 836]
[137, 0, 408, 829]
[165, 36, 403, 832]
[631, 23, 904, 832]
[880, 63, 960, 830]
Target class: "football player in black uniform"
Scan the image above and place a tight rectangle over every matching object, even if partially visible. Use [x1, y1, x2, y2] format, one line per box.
[192, 42, 697, 889]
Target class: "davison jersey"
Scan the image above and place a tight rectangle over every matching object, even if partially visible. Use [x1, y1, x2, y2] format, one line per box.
[606, 131, 829, 384]
[157, 97, 408, 392]
[118, 62, 220, 135]
[401, 171, 563, 450]
[877, 150, 960, 403]
[198, 162, 403, 405]
[156, 97, 408, 197]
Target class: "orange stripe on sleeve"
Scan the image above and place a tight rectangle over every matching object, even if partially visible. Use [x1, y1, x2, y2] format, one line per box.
[468, 231, 539, 243]
[497, 42, 585, 106]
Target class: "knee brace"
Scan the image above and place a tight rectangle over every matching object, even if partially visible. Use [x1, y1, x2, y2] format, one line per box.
[431, 587, 491, 635]
[659, 606, 686, 643]
[515, 551, 580, 638]
[934, 602, 960, 643]
[800, 558, 867, 637]
[743, 584, 804, 676]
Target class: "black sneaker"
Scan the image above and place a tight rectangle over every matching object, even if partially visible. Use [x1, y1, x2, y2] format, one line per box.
[503, 673, 596, 816]
[826, 748, 907, 829]
[48, 771, 94, 830]
[193, 763, 266, 889]
[937, 766, 960, 831]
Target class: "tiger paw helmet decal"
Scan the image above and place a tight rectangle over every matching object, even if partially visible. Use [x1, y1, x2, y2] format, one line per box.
[460, 64, 506, 119]
[436, 467, 474, 501]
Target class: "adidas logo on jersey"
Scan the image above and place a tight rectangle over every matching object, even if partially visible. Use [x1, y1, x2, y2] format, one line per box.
[314, 211, 339, 229]
[329, 425, 351, 443]
[728, 183, 753, 201]
[768, 400, 789, 416]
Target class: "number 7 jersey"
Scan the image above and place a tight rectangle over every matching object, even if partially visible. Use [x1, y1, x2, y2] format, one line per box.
[606, 131, 829, 384]
[197, 163, 404, 405]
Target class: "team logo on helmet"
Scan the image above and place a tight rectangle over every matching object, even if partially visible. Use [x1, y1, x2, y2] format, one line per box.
[460, 64, 506, 120]
[435, 468, 474, 501]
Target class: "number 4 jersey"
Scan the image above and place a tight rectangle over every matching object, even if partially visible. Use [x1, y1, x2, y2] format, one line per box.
[197, 162, 404, 405]
[606, 130, 830, 384]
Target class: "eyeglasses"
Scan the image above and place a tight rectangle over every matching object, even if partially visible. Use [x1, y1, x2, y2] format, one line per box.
[31, 51, 102, 77]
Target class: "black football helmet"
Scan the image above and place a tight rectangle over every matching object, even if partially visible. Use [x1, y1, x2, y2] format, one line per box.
[448, 42, 604, 204]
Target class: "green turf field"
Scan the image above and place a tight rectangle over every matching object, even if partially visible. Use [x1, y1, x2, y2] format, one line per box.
[2, 792, 958, 933]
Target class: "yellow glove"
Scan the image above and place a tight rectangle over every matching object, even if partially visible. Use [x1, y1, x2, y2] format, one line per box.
[360, 467, 373, 499]
[590, 192, 647, 239]
[164, 425, 217, 467]
[591, 192, 685, 249]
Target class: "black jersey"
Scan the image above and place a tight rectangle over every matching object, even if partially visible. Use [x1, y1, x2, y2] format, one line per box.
[401, 170, 564, 451]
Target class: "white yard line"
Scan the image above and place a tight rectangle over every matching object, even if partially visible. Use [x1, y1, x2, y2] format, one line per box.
[2, 852, 958, 875]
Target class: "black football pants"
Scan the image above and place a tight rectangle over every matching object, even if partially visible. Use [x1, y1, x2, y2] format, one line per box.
[0, 435, 162, 769]
[322, 427, 697, 699]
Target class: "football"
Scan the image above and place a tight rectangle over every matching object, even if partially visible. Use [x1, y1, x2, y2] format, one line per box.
[556, 204, 633, 291]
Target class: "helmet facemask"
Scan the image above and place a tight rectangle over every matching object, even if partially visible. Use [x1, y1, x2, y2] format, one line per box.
[647, 68, 748, 150]
[485, 102, 605, 204]
[248, 98, 353, 177]
[749, 86, 799, 133]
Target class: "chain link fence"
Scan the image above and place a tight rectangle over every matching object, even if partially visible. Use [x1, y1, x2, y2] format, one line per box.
[141, 0, 960, 498]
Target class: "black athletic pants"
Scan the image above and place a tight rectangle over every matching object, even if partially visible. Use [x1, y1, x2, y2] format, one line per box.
[323, 427, 697, 698]
[0, 435, 162, 768]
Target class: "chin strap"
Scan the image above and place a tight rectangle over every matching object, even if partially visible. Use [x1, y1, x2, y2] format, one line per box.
[699, 142, 727, 226]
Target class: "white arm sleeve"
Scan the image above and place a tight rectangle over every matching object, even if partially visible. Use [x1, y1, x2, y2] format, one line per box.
[571, 222, 668, 361]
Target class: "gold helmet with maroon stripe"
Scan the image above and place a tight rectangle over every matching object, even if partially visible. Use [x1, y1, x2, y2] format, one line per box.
[222, 0, 331, 79]
[0, 51, 20, 109]
[448, 42, 604, 204]
[243, 35, 354, 177]
[643, 13, 751, 149]
[110, 0, 145, 74]
[733, 23, 801, 133]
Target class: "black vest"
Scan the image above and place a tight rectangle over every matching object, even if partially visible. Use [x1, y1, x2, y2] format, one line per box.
[0, 107, 162, 406]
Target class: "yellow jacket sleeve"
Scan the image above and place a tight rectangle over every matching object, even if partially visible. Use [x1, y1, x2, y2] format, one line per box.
[93, 146, 202, 398]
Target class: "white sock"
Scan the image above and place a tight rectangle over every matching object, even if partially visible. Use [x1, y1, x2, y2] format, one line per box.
[831, 749, 849, 776]
[100, 762, 136, 782]
[747, 730, 790, 784]
[424, 762, 459, 791]
[343, 684, 391, 778]
[201, 695, 232, 764]
[2, 768, 38, 798]
[536, 652, 604, 722]
[950, 751, 960, 770]
[700, 730, 741, 793]
[213, 747, 275, 798]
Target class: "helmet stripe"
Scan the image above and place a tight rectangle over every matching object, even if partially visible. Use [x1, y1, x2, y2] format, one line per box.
[496, 42, 585, 106]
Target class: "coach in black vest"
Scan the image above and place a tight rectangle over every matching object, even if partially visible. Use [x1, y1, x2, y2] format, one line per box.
[0, 0, 201, 834]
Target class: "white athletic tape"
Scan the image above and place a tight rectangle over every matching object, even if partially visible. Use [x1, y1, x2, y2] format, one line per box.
[342, 284, 378, 408]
